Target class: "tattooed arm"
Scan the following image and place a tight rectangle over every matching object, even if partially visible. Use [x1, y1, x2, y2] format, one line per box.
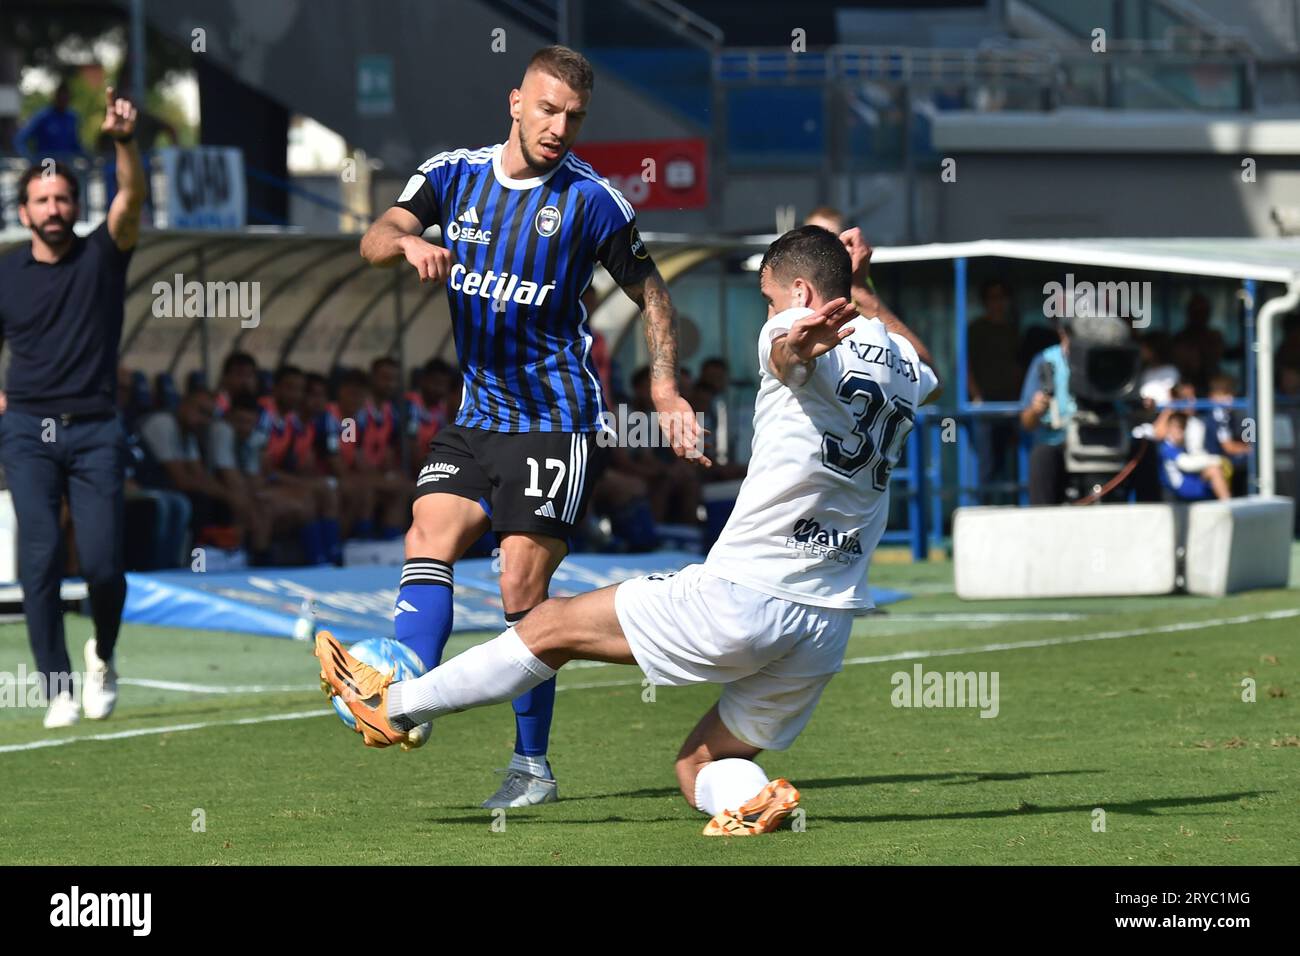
[619, 268, 711, 466]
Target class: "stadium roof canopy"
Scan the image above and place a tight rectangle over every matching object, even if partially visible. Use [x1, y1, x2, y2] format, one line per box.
[2, 227, 1297, 382]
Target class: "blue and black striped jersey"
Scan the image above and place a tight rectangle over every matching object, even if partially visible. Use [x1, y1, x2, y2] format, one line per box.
[394, 143, 655, 433]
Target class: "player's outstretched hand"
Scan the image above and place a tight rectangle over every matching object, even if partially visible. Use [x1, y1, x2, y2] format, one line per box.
[839, 227, 873, 285]
[400, 235, 454, 283]
[655, 392, 712, 467]
[786, 296, 856, 362]
[101, 86, 138, 141]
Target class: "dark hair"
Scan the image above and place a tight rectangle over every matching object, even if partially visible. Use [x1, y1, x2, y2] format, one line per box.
[273, 364, 304, 386]
[701, 356, 727, 372]
[221, 351, 256, 377]
[183, 384, 213, 402]
[1208, 374, 1236, 395]
[18, 162, 80, 205]
[424, 358, 454, 378]
[980, 278, 1010, 300]
[371, 356, 399, 374]
[759, 226, 852, 303]
[1168, 411, 1189, 429]
[526, 45, 594, 93]
[228, 390, 261, 415]
[305, 372, 328, 391]
[338, 368, 371, 391]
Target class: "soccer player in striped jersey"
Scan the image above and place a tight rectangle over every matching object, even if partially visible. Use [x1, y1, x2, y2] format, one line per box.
[358, 45, 706, 807]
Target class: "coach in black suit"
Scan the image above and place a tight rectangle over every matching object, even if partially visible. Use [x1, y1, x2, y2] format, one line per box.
[0, 89, 144, 728]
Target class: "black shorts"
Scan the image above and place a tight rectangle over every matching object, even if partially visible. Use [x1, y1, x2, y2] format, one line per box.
[416, 424, 601, 540]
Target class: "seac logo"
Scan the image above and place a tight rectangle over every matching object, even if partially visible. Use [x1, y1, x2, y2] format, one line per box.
[446, 208, 492, 245]
[535, 204, 561, 237]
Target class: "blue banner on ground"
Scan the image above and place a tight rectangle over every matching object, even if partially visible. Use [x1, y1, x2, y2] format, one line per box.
[124, 553, 910, 644]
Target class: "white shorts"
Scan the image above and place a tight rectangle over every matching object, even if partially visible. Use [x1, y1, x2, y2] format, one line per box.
[613, 563, 853, 751]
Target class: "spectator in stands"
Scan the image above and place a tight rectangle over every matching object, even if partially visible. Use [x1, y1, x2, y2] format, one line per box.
[968, 279, 1023, 501]
[1171, 292, 1225, 393]
[405, 359, 454, 475]
[335, 368, 410, 539]
[804, 206, 845, 235]
[134, 388, 236, 565]
[258, 365, 342, 564]
[1137, 332, 1179, 407]
[118, 367, 190, 570]
[1203, 375, 1251, 496]
[1155, 411, 1231, 501]
[209, 390, 306, 564]
[691, 357, 747, 480]
[215, 351, 259, 416]
[13, 80, 86, 163]
[1275, 313, 1300, 389]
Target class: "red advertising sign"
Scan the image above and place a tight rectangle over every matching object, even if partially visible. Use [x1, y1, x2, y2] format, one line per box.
[574, 138, 709, 210]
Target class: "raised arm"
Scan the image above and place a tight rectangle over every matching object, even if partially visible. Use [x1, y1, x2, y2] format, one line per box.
[619, 268, 709, 466]
[768, 297, 857, 388]
[103, 88, 144, 252]
[839, 227, 942, 404]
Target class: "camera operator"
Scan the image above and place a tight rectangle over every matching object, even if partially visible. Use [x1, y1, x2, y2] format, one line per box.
[1019, 318, 1161, 505]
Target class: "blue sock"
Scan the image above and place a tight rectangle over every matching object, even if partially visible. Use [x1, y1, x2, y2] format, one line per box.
[321, 517, 342, 565]
[299, 520, 324, 565]
[506, 607, 555, 759]
[394, 558, 454, 669]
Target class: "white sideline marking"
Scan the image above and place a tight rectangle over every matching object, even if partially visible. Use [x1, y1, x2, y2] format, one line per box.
[841, 607, 1300, 666]
[0, 708, 331, 754]
[120, 678, 312, 694]
[874, 612, 1088, 622]
[1, 607, 1294, 755]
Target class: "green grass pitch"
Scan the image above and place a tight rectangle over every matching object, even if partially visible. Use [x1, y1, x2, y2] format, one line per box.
[0, 551, 1296, 865]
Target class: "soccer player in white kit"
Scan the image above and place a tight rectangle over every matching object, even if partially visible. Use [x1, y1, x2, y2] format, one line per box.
[317, 225, 941, 835]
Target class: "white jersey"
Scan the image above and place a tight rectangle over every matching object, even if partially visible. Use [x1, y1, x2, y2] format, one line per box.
[704, 307, 938, 609]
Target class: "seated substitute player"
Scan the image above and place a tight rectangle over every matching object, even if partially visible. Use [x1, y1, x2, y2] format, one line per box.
[356, 44, 704, 808]
[319, 226, 941, 835]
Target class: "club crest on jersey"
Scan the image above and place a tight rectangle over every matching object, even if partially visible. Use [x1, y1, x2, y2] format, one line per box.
[785, 516, 863, 565]
[535, 205, 562, 237]
[446, 207, 491, 245]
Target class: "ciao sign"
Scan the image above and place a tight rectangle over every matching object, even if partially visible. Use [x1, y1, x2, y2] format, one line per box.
[159, 147, 246, 230]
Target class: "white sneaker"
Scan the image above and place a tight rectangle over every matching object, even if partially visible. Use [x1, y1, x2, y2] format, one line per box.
[43, 691, 80, 729]
[481, 770, 559, 809]
[82, 637, 118, 720]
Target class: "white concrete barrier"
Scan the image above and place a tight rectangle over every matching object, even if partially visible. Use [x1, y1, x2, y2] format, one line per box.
[0, 490, 16, 583]
[1183, 496, 1294, 597]
[954, 504, 1178, 599]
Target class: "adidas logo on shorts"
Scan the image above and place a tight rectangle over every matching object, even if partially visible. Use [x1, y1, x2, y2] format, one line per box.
[534, 500, 556, 519]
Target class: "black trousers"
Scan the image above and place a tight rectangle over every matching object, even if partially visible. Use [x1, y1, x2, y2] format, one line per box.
[0, 411, 127, 698]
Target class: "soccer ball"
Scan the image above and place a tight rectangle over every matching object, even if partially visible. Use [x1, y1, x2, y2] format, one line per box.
[329, 637, 430, 745]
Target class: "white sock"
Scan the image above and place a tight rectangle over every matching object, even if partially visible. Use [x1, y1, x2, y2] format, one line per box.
[693, 758, 770, 815]
[388, 628, 556, 726]
[508, 752, 552, 779]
